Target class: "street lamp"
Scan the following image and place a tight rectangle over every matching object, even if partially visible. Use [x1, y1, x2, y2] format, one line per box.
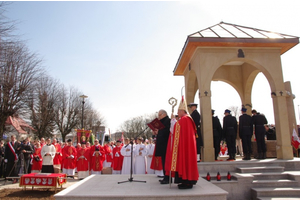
[79, 95, 88, 129]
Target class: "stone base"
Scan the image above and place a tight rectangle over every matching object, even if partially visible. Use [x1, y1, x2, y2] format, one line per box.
[252, 140, 277, 158]
[54, 174, 228, 200]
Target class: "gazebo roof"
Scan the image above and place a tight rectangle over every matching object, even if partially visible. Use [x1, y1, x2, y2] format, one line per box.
[173, 22, 299, 75]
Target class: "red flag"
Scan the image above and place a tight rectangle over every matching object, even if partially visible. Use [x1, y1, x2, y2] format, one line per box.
[291, 128, 300, 149]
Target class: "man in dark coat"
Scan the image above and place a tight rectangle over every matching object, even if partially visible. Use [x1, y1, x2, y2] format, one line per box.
[239, 108, 253, 160]
[153, 109, 170, 184]
[20, 137, 35, 174]
[188, 103, 202, 162]
[4, 135, 20, 183]
[212, 109, 222, 161]
[252, 109, 268, 159]
[223, 109, 238, 161]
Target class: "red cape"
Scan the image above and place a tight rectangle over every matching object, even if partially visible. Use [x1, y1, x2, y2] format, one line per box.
[165, 115, 199, 182]
[112, 146, 124, 170]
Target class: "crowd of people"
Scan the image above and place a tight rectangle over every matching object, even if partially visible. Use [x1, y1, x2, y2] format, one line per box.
[0, 98, 289, 190]
[0, 135, 168, 182]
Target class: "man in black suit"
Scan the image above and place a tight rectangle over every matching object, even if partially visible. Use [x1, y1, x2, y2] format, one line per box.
[153, 109, 170, 184]
[188, 103, 202, 162]
[4, 135, 20, 183]
[20, 137, 34, 174]
[223, 109, 238, 161]
[252, 109, 268, 159]
[212, 109, 222, 161]
[239, 108, 253, 160]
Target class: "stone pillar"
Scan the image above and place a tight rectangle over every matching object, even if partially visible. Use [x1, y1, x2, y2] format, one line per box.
[284, 81, 298, 135]
[199, 89, 215, 162]
[272, 90, 294, 159]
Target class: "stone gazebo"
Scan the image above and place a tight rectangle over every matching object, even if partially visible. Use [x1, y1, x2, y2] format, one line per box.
[173, 22, 299, 162]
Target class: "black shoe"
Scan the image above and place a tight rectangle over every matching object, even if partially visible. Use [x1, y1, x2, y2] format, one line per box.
[160, 180, 171, 184]
[159, 179, 163, 183]
[157, 175, 164, 178]
[178, 183, 193, 189]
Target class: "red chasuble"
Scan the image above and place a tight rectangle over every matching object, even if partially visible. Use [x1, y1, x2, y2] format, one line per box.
[150, 146, 163, 171]
[31, 147, 42, 171]
[112, 146, 124, 170]
[77, 147, 90, 171]
[53, 143, 62, 165]
[166, 115, 199, 182]
[104, 144, 113, 163]
[62, 145, 77, 169]
[90, 145, 105, 171]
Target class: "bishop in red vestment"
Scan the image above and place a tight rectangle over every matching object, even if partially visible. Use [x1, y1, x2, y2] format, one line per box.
[62, 139, 77, 176]
[166, 97, 199, 189]
[112, 140, 123, 174]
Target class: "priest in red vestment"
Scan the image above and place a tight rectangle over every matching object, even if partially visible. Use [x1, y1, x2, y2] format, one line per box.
[103, 142, 113, 167]
[52, 138, 62, 173]
[77, 142, 90, 179]
[31, 141, 43, 173]
[166, 97, 199, 189]
[62, 139, 77, 176]
[90, 139, 105, 174]
[112, 140, 123, 174]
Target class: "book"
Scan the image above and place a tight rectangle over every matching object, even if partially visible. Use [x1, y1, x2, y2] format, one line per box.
[147, 118, 165, 131]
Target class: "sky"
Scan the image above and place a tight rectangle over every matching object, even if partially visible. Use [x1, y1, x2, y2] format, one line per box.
[4, 0, 300, 134]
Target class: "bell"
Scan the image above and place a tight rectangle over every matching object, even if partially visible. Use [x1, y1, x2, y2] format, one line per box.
[217, 172, 221, 181]
[206, 172, 211, 181]
[227, 171, 231, 181]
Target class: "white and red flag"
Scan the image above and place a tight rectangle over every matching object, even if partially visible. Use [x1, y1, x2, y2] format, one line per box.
[291, 128, 300, 149]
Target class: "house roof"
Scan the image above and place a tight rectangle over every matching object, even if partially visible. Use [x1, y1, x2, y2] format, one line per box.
[173, 22, 299, 75]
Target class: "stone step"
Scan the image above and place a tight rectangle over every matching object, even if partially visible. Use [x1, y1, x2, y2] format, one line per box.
[237, 166, 284, 173]
[251, 187, 300, 199]
[252, 172, 290, 180]
[252, 179, 298, 188]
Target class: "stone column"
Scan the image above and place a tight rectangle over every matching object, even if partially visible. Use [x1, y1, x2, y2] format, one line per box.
[199, 89, 215, 162]
[272, 90, 294, 159]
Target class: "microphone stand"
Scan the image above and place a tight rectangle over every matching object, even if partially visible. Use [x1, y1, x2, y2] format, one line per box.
[118, 127, 148, 184]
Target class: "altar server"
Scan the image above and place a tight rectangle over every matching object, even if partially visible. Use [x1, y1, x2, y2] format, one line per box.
[76, 142, 90, 179]
[120, 138, 134, 174]
[134, 137, 146, 174]
[90, 139, 105, 174]
[62, 139, 77, 176]
[112, 140, 123, 174]
[41, 138, 56, 173]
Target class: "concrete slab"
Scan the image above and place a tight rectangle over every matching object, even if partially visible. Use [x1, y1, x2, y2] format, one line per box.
[54, 175, 228, 200]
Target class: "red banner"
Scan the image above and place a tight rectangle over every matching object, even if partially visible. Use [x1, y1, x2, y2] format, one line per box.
[20, 173, 66, 187]
[76, 129, 92, 144]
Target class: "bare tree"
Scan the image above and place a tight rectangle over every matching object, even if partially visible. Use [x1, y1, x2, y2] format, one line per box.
[84, 107, 105, 135]
[0, 42, 42, 139]
[54, 86, 81, 142]
[119, 113, 156, 140]
[229, 106, 240, 119]
[26, 75, 59, 139]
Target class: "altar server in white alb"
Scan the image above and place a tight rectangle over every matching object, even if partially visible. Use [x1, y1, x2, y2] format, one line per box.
[41, 138, 56, 173]
[120, 138, 134, 174]
[146, 138, 155, 174]
[134, 137, 146, 174]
